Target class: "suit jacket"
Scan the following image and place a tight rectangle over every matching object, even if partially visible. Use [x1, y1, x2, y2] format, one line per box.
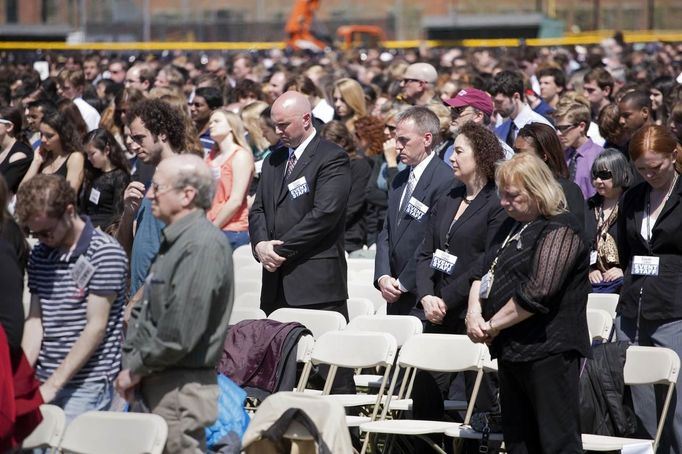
[249, 133, 351, 308]
[374, 155, 453, 316]
[617, 176, 682, 320]
[415, 182, 507, 327]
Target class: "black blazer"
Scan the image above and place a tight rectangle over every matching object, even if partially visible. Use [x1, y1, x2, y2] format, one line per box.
[617, 175, 682, 319]
[249, 133, 351, 307]
[415, 182, 507, 326]
[374, 155, 454, 316]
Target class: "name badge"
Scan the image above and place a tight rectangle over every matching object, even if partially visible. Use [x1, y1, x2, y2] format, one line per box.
[430, 249, 457, 275]
[632, 255, 660, 276]
[405, 197, 429, 221]
[210, 166, 221, 180]
[590, 250, 598, 266]
[89, 188, 101, 205]
[288, 176, 309, 199]
[71, 255, 96, 289]
[479, 272, 494, 300]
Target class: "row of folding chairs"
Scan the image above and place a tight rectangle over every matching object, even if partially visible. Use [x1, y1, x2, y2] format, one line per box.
[21, 406, 167, 454]
[285, 327, 678, 454]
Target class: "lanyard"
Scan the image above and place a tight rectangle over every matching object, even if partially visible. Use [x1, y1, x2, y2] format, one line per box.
[645, 173, 678, 254]
[487, 220, 534, 276]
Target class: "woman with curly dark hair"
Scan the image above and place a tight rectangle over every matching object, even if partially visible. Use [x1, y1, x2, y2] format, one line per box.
[321, 120, 372, 254]
[20, 110, 85, 193]
[412, 121, 507, 426]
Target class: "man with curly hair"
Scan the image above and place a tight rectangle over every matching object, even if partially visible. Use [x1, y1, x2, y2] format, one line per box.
[116, 98, 185, 316]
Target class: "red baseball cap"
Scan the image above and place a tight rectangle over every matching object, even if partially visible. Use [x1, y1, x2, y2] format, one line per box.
[445, 88, 494, 117]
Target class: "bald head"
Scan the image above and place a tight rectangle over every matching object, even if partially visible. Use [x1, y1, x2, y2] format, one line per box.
[401, 62, 438, 106]
[404, 63, 438, 84]
[272, 91, 312, 116]
[271, 91, 314, 148]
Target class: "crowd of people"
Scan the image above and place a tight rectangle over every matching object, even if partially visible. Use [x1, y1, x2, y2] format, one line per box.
[1, 36, 682, 453]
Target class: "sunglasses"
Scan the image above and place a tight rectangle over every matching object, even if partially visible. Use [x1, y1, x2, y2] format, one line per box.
[592, 170, 613, 180]
[556, 123, 578, 134]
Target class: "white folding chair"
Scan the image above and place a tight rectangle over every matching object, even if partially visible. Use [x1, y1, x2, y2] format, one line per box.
[235, 279, 262, 298]
[347, 257, 375, 273]
[587, 293, 619, 320]
[229, 307, 267, 324]
[346, 315, 423, 388]
[445, 346, 680, 453]
[232, 244, 255, 259]
[348, 282, 385, 312]
[234, 261, 262, 281]
[582, 346, 680, 452]
[587, 308, 614, 343]
[268, 307, 347, 338]
[234, 291, 261, 308]
[347, 297, 375, 320]
[359, 334, 487, 454]
[348, 268, 376, 285]
[59, 411, 168, 454]
[298, 331, 398, 427]
[21, 404, 66, 453]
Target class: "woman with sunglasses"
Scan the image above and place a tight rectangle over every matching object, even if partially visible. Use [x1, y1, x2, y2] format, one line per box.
[616, 124, 682, 452]
[361, 109, 407, 246]
[586, 149, 632, 293]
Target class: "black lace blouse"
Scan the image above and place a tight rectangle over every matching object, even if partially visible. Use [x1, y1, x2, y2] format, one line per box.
[476, 212, 591, 362]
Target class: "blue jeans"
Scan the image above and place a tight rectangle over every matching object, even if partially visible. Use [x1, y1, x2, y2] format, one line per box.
[223, 230, 249, 251]
[51, 378, 114, 422]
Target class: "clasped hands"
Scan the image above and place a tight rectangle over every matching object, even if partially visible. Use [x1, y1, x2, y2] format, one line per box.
[466, 312, 500, 345]
[255, 240, 286, 272]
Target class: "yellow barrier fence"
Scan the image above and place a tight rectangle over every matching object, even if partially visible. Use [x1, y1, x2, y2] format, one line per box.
[0, 30, 681, 51]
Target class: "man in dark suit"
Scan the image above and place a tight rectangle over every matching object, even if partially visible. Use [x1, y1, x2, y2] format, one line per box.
[374, 107, 453, 318]
[249, 91, 351, 317]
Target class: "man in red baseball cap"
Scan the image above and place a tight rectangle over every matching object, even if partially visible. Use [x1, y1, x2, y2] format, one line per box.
[444, 88, 514, 160]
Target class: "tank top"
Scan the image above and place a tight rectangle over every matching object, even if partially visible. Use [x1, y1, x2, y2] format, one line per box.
[206, 149, 249, 232]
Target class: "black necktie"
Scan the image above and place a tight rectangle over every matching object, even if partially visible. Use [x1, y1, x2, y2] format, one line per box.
[506, 122, 517, 148]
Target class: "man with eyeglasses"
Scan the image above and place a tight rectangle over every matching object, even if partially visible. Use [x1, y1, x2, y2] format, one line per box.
[117, 154, 233, 454]
[553, 101, 604, 198]
[444, 88, 514, 162]
[116, 99, 184, 319]
[400, 62, 439, 107]
[16, 175, 128, 422]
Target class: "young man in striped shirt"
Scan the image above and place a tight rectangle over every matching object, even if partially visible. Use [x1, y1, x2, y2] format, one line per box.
[16, 175, 128, 422]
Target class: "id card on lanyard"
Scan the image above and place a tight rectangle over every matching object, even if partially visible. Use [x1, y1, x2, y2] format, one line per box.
[479, 221, 533, 300]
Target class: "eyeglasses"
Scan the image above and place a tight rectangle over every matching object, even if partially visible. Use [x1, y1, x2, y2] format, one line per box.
[402, 78, 423, 84]
[30, 213, 66, 239]
[0, 118, 12, 125]
[592, 170, 613, 180]
[150, 181, 175, 195]
[556, 123, 578, 134]
[450, 106, 472, 118]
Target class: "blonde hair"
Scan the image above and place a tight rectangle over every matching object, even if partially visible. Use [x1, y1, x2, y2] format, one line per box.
[553, 98, 591, 128]
[211, 108, 250, 151]
[496, 153, 567, 217]
[241, 101, 270, 152]
[334, 78, 367, 132]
